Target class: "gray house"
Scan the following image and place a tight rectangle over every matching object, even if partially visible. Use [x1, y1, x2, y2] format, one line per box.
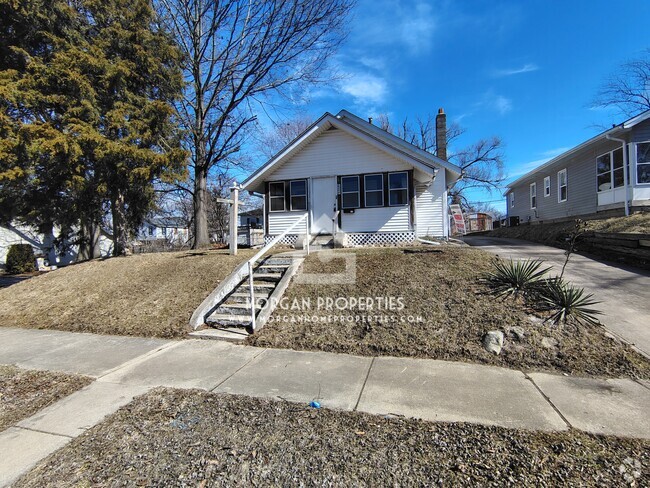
[506, 110, 650, 225]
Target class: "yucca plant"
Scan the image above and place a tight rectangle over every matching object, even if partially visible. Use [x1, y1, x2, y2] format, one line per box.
[484, 258, 551, 299]
[541, 278, 601, 325]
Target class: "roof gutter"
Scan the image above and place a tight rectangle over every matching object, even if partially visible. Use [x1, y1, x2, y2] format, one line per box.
[605, 134, 630, 216]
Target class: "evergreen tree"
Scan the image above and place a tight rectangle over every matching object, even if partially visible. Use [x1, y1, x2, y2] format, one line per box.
[0, 0, 186, 256]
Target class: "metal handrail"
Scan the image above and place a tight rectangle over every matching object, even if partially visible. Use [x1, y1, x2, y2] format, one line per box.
[246, 213, 309, 330]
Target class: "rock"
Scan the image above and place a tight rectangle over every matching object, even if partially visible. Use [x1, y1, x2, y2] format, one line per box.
[509, 326, 525, 341]
[527, 315, 544, 326]
[483, 331, 504, 355]
[541, 336, 559, 349]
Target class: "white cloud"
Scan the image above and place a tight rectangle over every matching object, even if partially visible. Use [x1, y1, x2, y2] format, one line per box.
[507, 147, 570, 180]
[491, 63, 539, 77]
[340, 72, 388, 105]
[494, 95, 513, 115]
[398, 2, 437, 54]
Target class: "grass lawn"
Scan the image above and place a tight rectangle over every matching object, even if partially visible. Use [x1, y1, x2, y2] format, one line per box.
[0, 249, 253, 338]
[15, 388, 649, 486]
[0, 365, 92, 431]
[248, 247, 650, 379]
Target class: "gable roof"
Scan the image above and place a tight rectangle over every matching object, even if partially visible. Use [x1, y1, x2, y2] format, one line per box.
[242, 110, 461, 193]
[506, 109, 650, 191]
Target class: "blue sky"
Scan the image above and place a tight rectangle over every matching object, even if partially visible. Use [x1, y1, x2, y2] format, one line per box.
[259, 0, 650, 214]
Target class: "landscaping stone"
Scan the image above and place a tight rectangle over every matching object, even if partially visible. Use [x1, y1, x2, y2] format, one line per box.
[483, 330, 504, 355]
[509, 326, 525, 341]
[541, 336, 559, 349]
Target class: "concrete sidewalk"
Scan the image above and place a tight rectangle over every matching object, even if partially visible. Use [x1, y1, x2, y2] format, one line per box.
[463, 235, 650, 357]
[1, 327, 649, 486]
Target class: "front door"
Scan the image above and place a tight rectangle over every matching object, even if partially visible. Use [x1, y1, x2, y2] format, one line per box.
[311, 176, 337, 235]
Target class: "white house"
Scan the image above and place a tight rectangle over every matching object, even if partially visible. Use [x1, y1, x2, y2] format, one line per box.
[137, 216, 189, 244]
[241, 109, 461, 246]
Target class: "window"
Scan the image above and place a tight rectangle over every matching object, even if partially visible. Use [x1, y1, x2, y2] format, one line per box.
[290, 179, 307, 211]
[510, 192, 515, 208]
[530, 182, 537, 209]
[637, 142, 650, 184]
[558, 169, 567, 202]
[364, 174, 384, 207]
[597, 148, 626, 192]
[597, 152, 612, 191]
[341, 176, 360, 209]
[269, 182, 285, 212]
[388, 172, 408, 206]
[544, 176, 551, 197]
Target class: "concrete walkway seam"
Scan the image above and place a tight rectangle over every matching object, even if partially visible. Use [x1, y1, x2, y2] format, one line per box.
[353, 356, 375, 411]
[523, 372, 573, 429]
[209, 347, 269, 392]
[95, 340, 181, 381]
[14, 426, 74, 440]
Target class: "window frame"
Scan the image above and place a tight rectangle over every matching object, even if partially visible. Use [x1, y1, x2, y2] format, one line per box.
[544, 176, 551, 197]
[636, 141, 650, 185]
[341, 175, 360, 209]
[557, 169, 567, 203]
[530, 182, 537, 209]
[363, 173, 384, 207]
[388, 171, 409, 207]
[510, 192, 515, 208]
[596, 148, 627, 192]
[289, 179, 308, 211]
[268, 181, 286, 212]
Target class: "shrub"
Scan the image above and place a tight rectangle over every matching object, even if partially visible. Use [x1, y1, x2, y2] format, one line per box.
[541, 278, 601, 326]
[484, 258, 551, 299]
[5, 244, 36, 274]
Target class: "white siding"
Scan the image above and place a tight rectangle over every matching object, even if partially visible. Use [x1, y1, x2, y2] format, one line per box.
[268, 211, 308, 235]
[341, 206, 410, 233]
[415, 170, 446, 237]
[269, 128, 412, 180]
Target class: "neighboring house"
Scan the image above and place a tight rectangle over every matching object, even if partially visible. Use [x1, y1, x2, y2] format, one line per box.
[239, 209, 263, 228]
[506, 110, 650, 225]
[0, 223, 112, 269]
[138, 217, 189, 243]
[241, 109, 461, 246]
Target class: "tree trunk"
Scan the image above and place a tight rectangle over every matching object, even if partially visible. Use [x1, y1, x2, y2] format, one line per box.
[111, 193, 129, 256]
[193, 165, 210, 249]
[78, 220, 102, 261]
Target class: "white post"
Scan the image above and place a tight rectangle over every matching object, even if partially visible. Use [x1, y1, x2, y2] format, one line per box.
[248, 260, 256, 331]
[230, 184, 239, 255]
[306, 216, 310, 256]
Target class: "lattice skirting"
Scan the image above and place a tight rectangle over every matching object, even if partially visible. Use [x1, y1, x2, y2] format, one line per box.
[265, 234, 299, 246]
[345, 232, 416, 247]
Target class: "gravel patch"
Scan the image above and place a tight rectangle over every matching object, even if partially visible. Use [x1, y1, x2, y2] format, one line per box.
[0, 365, 92, 431]
[248, 247, 650, 379]
[16, 388, 649, 486]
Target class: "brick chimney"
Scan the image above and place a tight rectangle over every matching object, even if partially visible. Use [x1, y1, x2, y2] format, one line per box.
[435, 108, 447, 160]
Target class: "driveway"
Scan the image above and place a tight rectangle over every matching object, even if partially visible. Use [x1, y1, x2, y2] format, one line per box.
[463, 235, 650, 357]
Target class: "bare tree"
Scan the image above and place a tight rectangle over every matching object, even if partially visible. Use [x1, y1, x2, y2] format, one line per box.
[155, 0, 352, 248]
[593, 48, 650, 117]
[377, 113, 505, 210]
[256, 114, 314, 159]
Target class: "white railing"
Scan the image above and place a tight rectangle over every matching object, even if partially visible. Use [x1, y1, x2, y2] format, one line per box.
[246, 213, 309, 331]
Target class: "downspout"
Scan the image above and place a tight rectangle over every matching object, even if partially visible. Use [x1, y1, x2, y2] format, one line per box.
[606, 134, 630, 216]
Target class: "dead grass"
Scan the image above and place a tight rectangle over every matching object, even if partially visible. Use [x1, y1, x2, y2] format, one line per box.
[16, 388, 649, 486]
[248, 246, 650, 379]
[0, 249, 253, 338]
[0, 365, 92, 431]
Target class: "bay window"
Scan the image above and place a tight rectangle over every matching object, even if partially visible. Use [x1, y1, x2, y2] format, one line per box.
[597, 148, 626, 191]
[637, 142, 650, 184]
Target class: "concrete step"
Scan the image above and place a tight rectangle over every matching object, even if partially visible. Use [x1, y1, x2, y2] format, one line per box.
[206, 313, 252, 327]
[257, 264, 290, 273]
[189, 327, 250, 342]
[252, 272, 282, 282]
[227, 292, 270, 303]
[217, 302, 262, 315]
